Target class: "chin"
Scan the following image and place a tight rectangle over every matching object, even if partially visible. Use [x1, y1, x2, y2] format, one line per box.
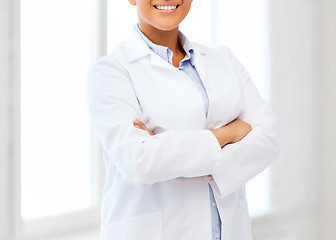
[155, 25, 179, 31]
[151, 20, 181, 31]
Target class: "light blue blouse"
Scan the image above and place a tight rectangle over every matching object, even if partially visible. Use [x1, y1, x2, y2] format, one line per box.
[134, 25, 222, 240]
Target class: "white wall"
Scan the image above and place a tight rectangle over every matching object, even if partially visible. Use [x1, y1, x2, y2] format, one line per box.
[271, 0, 321, 216]
[252, 0, 336, 240]
[253, 1, 320, 239]
[0, 0, 15, 239]
[320, 0, 336, 239]
[270, 0, 321, 213]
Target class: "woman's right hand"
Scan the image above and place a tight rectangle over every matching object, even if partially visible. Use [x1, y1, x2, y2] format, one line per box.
[210, 119, 252, 148]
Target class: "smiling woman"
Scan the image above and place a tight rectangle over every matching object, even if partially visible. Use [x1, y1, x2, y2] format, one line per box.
[89, 0, 278, 240]
[128, 0, 192, 33]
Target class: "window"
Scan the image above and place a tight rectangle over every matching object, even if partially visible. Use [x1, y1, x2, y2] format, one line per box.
[20, 0, 102, 238]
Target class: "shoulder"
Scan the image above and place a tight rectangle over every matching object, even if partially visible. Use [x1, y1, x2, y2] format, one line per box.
[93, 43, 129, 67]
[87, 43, 134, 96]
[89, 43, 130, 78]
[87, 43, 136, 102]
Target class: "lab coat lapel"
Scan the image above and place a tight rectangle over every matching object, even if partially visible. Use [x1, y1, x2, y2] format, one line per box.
[125, 26, 210, 74]
[150, 51, 174, 69]
[192, 46, 213, 122]
[124, 28, 212, 101]
[124, 28, 151, 63]
[124, 27, 175, 70]
[193, 49, 208, 90]
[149, 40, 211, 76]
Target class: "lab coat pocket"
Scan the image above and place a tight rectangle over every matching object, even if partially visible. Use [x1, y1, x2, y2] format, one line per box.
[103, 210, 162, 240]
[239, 199, 253, 240]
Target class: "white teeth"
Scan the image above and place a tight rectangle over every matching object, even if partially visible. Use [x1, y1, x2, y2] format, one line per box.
[156, 5, 177, 11]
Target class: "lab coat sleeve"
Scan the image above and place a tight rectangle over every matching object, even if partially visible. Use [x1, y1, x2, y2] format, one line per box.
[87, 56, 222, 186]
[208, 47, 279, 199]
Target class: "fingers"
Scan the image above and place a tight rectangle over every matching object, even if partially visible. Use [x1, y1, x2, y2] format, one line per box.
[133, 119, 142, 129]
[133, 118, 145, 130]
[133, 118, 154, 136]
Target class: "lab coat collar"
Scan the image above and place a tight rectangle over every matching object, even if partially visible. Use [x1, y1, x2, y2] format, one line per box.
[124, 26, 208, 68]
[133, 24, 196, 67]
[124, 27, 152, 63]
[123, 26, 210, 96]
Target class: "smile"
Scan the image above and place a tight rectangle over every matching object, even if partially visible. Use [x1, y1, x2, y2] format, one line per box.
[154, 4, 180, 11]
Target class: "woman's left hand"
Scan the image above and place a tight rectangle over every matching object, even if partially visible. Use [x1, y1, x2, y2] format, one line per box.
[133, 118, 154, 136]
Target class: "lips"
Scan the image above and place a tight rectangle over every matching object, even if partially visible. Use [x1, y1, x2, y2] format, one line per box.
[153, 4, 180, 11]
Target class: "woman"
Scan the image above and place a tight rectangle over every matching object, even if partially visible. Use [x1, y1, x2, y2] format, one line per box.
[87, 0, 279, 239]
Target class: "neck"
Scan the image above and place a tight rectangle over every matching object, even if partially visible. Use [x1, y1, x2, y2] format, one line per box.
[138, 23, 181, 53]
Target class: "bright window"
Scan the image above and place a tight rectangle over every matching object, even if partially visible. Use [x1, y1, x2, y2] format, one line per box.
[21, 0, 95, 220]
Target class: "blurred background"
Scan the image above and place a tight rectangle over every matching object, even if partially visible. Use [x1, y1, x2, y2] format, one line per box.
[1, 0, 335, 239]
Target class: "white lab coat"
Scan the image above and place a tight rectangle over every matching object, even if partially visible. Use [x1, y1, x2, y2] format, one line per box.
[87, 27, 279, 240]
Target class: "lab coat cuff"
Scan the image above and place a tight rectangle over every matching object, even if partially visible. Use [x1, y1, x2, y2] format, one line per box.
[206, 130, 223, 171]
[207, 162, 230, 199]
[205, 130, 228, 198]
